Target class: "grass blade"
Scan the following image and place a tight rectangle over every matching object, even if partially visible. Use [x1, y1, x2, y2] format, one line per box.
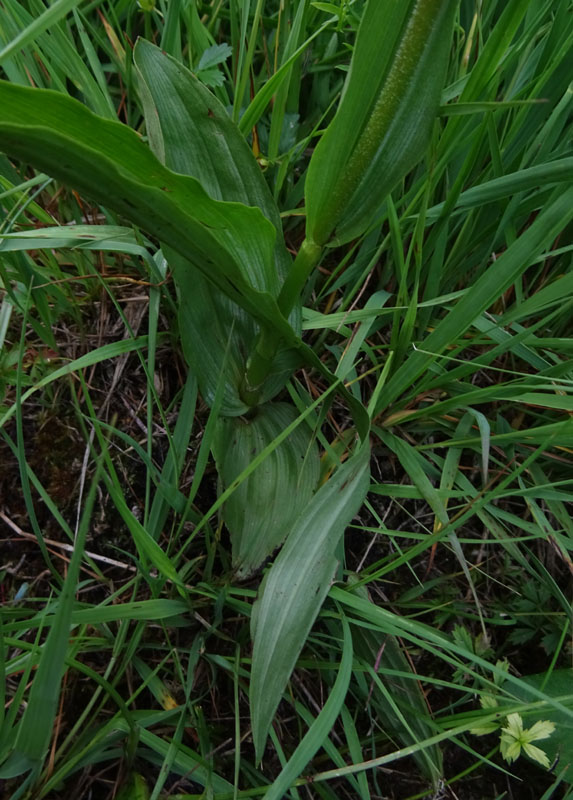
[262, 614, 353, 800]
[375, 184, 573, 413]
[0, 442, 104, 777]
[0, 0, 86, 63]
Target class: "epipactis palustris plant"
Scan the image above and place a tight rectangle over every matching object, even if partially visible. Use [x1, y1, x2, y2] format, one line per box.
[0, 0, 457, 771]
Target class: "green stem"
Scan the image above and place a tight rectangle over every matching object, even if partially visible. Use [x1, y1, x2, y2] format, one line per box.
[240, 239, 324, 406]
[277, 238, 323, 316]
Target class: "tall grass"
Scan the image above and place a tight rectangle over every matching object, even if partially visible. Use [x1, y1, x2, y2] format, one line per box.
[1, 1, 573, 798]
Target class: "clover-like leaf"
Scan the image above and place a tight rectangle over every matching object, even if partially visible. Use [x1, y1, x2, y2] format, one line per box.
[500, 713, 555, 768]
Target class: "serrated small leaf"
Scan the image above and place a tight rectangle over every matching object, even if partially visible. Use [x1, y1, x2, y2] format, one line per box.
[250, 439, 370, 760]
[195, 67, 225, 87]
[196, 43, 233, 71]
[509, 669, 573, 779]
[213, 402, 320, 577]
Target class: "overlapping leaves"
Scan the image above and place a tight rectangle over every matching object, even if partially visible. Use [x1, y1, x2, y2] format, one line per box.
[134, 40, 302, 414]
[213, 403, 320, 577]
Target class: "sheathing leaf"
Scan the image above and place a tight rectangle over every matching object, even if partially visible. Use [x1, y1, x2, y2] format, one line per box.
[0, 79, 285, 332]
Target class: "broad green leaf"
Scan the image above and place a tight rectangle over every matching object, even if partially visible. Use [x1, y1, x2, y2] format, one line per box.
[250, 438, 370, 760]
[134, 40, 286, 240]
[134, 39, 300, 414]
[0, 80, 292, 337]
[0, 83, 375, 424]
[312, 2, 342, 16]
[213, 402, 320, 578]
[305, 0, 458, 246]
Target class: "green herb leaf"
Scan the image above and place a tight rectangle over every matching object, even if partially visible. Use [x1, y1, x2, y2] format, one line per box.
[0, 79, 288, 335]
[306, 0, 458, 246]
[250, 438, 370, 760]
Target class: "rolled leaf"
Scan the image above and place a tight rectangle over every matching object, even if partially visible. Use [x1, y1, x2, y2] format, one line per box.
[305, 0, 458, 246]
[250, 438, 370, 760]
[172, 256, 301, 414]
[134, 40, 301, 414]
